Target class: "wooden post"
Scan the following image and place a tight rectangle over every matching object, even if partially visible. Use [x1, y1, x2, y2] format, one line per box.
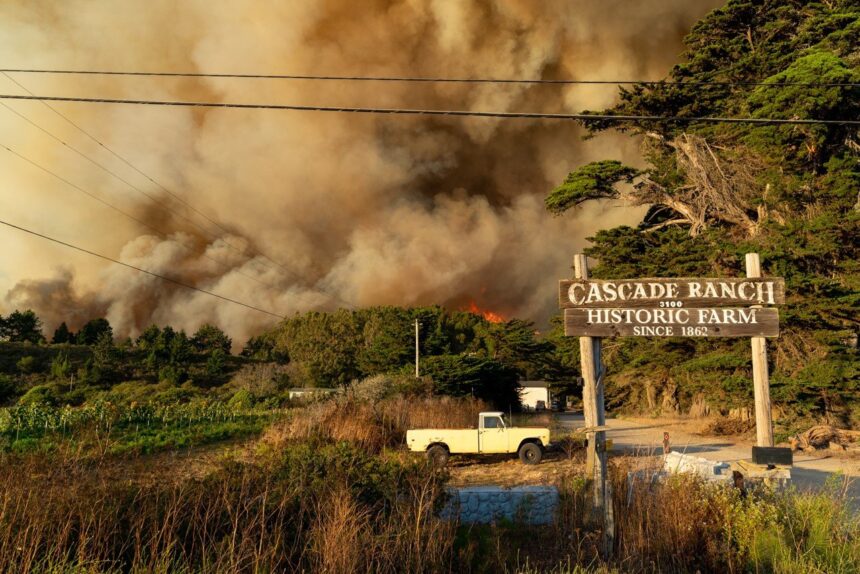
[746, 253, 774, 447]
[574, 254, 612, 554]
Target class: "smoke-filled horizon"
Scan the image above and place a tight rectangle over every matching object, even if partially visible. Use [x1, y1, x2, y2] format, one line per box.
[0, 0, 723, 345]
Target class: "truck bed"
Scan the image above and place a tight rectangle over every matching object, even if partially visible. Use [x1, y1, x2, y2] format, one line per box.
[406, 428, 478, 453]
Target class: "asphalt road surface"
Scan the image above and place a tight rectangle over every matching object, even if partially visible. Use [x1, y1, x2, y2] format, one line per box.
[557, 412, 860, 505]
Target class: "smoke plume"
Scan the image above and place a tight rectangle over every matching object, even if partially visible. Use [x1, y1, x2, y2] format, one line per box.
[0, 0, 723, 344]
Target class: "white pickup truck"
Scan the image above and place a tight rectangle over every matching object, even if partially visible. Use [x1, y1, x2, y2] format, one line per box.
[406, 411, 550, 467]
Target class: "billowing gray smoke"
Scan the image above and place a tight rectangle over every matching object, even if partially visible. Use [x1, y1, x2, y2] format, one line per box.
[0, 0, 723, 344]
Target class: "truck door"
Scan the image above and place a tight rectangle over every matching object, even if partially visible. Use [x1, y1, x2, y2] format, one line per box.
[478, 415, 509, 453]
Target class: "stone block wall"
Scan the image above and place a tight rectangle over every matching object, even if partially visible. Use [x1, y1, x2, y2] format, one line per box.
[441, 485, 558, 525]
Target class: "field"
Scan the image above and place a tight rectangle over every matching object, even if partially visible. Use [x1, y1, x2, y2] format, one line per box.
[1, 371, 858, 574]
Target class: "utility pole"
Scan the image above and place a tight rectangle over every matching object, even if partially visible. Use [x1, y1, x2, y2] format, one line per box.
[414, 318, 420, 378]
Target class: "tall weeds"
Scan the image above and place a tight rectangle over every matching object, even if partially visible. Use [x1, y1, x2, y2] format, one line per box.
[265, 391, 488, 453]
[0, 442, 454, 573]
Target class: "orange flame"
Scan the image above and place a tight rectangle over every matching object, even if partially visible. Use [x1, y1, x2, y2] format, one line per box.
[465, 301, 505, 324]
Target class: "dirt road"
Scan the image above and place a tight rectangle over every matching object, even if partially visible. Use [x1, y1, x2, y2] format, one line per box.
[557, 412, 860, 500]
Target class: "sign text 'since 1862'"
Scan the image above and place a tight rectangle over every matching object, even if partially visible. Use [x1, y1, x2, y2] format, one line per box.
[559, 278, 785, 308]
[564, 307, 780, 338]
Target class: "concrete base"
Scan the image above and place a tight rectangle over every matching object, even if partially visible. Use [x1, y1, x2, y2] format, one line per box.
[734, 459, 792, 489]
[663, 451, 733, 483]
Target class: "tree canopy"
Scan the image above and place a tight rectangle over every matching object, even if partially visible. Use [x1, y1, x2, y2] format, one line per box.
[0, 310, 44, 344]
[548, 0, 859, 425]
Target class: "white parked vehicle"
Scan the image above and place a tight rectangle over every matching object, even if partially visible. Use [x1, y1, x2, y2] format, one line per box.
[406, 411, 551, 467]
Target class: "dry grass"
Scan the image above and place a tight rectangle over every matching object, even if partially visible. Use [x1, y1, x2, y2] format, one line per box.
[702, 416, 756, 436]
[0, 442, 455, 573]
[264, 393, 489, 454]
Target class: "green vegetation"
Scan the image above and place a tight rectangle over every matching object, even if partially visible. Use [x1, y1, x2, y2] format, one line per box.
[548, 0, 859, 427]
[0, 303, 566, 456]
[0, 304, 560, 408]
[0, 400, 272, 455]
[243, 305, 564, 402]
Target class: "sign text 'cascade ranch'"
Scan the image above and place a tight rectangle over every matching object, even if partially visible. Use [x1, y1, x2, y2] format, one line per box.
[559, 278, 785, 308]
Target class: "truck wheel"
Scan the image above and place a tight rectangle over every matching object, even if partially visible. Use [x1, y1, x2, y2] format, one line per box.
[426, 445, 449, 468]
[519, 442, 543, 465]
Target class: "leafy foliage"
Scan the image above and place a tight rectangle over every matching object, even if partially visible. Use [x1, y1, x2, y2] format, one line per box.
[191, 323, 232, 355]
[548, 0, 860, 425]
[418, 354, 520, 409]
[0, 310, 44, 344]
[76, 318, 112, 345]
[50, 322, 72, 344]
[263, 306, 560, 405]
[545, 160, 639, 215]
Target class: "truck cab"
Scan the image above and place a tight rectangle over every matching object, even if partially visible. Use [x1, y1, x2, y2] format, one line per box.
[478, 412, 513, 453]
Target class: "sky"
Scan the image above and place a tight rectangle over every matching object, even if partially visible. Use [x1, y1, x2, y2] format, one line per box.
[0, 0, 724, 344]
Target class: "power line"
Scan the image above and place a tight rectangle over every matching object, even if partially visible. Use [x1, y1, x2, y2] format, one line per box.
[0, 93, 348, 303]
[0, 95, 354, 310]
[0, 141, 282, 292]
[0, 100, 235, 242]
[2, 71, 295, 277]
[0, 93, 857, 125]
[1, 67, 856, 87]
[0, 218, 287, 319]
[0, 94, 289, 282]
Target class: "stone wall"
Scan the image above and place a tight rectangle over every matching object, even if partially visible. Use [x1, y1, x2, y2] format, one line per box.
[441, 486, 558, 525]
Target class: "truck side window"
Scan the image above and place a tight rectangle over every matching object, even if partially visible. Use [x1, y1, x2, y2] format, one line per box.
[484, 416, 503, 429]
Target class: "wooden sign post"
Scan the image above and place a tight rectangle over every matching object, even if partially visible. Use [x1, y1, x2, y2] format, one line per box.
[746, 253, 774, 447]
[573, 254, 612, 555]
[560, 253, 783, 556]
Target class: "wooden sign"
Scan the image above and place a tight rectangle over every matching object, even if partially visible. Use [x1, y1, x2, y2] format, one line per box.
[564, 307, 779, 338]
[559, 278, 785, 308]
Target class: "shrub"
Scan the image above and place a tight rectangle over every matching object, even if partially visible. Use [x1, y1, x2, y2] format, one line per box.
[205, 348, 227, 377]
[227, 388, 254, 410]
[16, 356, 36, 375]
[344, 373, 432, 403]
[0, 375, 17, 404]
[49, 351, 71, 381]
[17, 384, 61, 407]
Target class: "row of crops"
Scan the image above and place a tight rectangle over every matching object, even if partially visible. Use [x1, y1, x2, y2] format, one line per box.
[0, 400, 278, 436]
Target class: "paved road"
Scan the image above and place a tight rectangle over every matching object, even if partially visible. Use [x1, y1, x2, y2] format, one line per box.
[557, 413, 860, 501]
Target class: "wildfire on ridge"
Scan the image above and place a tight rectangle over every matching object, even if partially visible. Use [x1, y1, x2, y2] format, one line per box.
[465, 301, 506, 324]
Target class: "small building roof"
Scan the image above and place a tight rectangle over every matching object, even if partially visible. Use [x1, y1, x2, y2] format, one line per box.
[518, 380, 548, 388]
[480, 411, 504, 417]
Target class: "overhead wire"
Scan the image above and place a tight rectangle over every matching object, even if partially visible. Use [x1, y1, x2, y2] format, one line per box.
[0, 99, 241, 242]
[0, 89, 355, 308]
[0, 141, 283, 292]
[0, 91, 286, 280]
[1, 71, 297, 278]
[1, 67, 857, 87]
[0, 93, 857, 125]
[0, 218, 286, 319]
